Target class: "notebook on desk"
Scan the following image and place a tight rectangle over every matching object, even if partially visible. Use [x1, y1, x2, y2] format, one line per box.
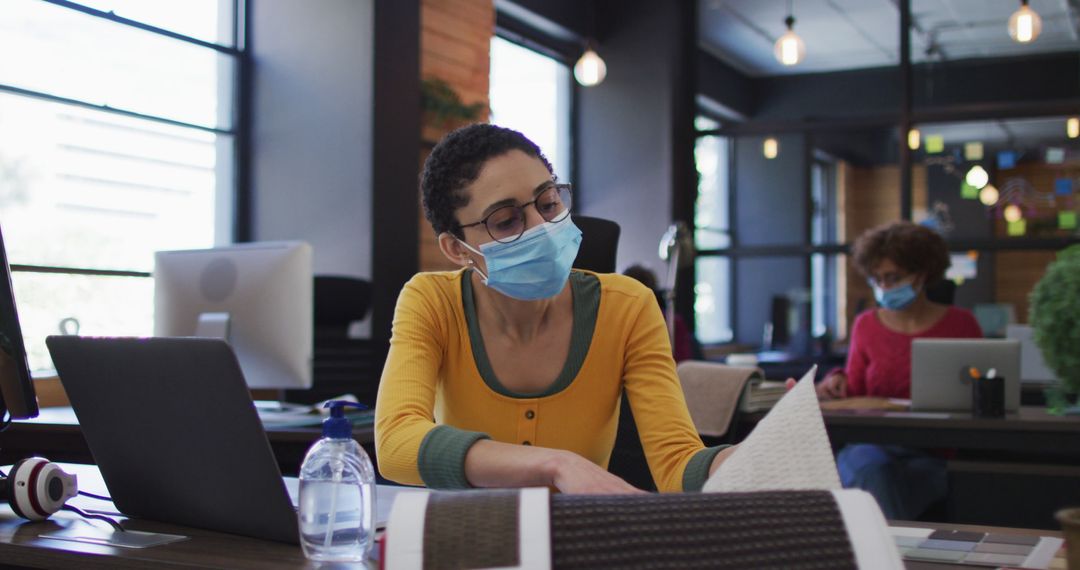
[46, 335, 302, 544]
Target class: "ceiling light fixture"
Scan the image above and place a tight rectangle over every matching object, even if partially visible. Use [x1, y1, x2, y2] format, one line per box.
[574, 42, 607, 87]
[763, 137, 779, 159]
[1068, 117, 1079, 139]
[979, 184, 999, 206]
[774, 1, 806, 66]
[908, 129, 921, 151]
[1008, 0, 1042, 44]
[965, 165, 989, 189]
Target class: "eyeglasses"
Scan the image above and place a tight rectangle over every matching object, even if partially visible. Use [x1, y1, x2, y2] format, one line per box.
[868, 272, 912, 289]
[459, 183, 573, 244]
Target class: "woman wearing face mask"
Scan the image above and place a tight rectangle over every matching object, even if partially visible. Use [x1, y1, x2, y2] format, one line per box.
[818, 221, 982, 520]
[375, 124, 734, 494]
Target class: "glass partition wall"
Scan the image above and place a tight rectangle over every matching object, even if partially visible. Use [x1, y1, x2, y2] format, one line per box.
[693, 0, 1080, 354]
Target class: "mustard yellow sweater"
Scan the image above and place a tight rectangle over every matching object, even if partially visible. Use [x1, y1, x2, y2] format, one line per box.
[374, 269, 722, 492]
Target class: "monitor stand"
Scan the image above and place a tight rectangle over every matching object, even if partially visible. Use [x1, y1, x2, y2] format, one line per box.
[194, 312, 231, 340]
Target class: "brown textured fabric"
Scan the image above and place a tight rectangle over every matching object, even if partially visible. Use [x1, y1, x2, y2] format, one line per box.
[551, 491, 857, 570]
[423, 490, 520, 570]
[676, 361, 763, 437]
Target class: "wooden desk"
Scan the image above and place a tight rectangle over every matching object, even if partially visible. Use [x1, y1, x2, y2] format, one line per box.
[0, 464, 361, 569]
[823, 406, 1080, 457]
[0, 464, 1063, 569]
[822, 406, 1080, 531]
[0, 408, 377, 477]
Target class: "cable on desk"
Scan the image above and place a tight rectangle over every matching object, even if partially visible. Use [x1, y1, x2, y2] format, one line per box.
[77, 490, 114, 502]
[62, 505, 125, 532]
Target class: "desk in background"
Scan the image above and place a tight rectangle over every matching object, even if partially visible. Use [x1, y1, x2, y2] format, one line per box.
[824, 406, 1080, 531]
[0, 407, 377, 478]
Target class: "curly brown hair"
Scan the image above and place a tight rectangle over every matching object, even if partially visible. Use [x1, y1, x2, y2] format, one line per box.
[852, 221, 950, 285]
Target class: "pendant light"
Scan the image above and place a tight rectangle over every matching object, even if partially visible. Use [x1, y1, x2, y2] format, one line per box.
[908, 129, 921, 151]
[774, 1, 806, 66]
[1008, 0, 1042, 44]
[574, 42, 607, 87]
[763, 137, 779, 159]
[1068, 117, 1079, 139]
[965, 165, 989, 189]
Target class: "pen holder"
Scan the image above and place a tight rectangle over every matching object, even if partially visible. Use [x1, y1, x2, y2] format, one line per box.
[972, 376, 1005, 418]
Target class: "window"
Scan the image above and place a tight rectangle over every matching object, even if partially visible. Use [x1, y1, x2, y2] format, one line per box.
[0, 0, 240, 372]
[693, 116, 733, 343]
[489, 36, 572, 180]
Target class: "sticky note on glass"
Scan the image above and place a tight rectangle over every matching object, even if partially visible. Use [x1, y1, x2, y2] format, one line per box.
[964, 142, 984, 161]
[1046, 148, 1066, 164]
[961, 181, 979, 199]
[997, 151, 1017, 170]
[925, 135, 945, 154]
[1008, 219, 1027, 236]
[1061, 211, 1078, 230]
[1056, 178, 1073, 196]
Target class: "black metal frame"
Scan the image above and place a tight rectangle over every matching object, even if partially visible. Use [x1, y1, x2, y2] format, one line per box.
[5, 0, 247, 276]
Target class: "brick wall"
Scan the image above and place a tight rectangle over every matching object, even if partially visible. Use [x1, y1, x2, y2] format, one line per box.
[418, 0, 494, 272]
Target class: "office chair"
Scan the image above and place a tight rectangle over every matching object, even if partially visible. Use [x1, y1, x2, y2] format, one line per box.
[572, 215, 621, 273]
[285, 276, 388, 406]
[564, 215, 655, 488]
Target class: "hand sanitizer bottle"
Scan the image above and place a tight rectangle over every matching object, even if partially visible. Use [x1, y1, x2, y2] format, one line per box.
[298, 401, 375, 562]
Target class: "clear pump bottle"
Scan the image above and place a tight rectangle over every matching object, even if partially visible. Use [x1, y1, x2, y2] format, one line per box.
[298, 401, 375, 562]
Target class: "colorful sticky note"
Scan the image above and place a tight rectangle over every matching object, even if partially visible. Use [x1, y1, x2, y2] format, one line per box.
[1007, 219, 1027, 236]
[1046, 147, 1066, 164]
[961, 181, 979, 199]
[926, 135, 945, 154]
[964, 142, 984, 161]
[1061, 211, 1078, 230]
[997, 151, 1017, 170]
[1055, 178, 1073, 196]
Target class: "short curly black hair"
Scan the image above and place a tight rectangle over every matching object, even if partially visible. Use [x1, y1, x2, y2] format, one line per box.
[421, 123, 554, 238]
[852, 221, 950, 285]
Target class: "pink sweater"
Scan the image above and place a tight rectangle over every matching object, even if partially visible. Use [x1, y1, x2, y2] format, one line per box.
[845, 306, 983, 398]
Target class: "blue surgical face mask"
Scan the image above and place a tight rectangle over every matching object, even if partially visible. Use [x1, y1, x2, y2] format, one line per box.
[458, 216, 582, 301]
[873, 282, 919, 311]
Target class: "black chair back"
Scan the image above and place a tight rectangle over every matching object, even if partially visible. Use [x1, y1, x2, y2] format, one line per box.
[572, 215, 620, 273]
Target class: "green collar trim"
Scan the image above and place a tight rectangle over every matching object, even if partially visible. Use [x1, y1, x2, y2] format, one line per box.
[461, 270, 600, 399]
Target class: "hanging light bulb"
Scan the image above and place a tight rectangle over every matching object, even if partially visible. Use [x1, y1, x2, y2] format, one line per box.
[774, 15, 806, 66]
[1008, 0, 1042, 44]
[763, 137, 779, 159]
[574, 44, 607, 87]
[908, 128, 921, 151]
[965, 165, 989, 189]
[1068, 117, 1080, 139]
[979, 184, 999, 206]
[1004, 204, 1023, 223]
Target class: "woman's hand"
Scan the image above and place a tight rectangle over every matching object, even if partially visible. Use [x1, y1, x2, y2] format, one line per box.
[548, 450, 647, 494]
[784, 372, 847, 400]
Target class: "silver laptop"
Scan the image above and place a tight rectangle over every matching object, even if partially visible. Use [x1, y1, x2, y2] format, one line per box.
[47, 336, 300, 543]
[910, 339, 1021, 412]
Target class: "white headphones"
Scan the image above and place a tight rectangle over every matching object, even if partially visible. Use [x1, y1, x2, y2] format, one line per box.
[0, 457, 78, 520]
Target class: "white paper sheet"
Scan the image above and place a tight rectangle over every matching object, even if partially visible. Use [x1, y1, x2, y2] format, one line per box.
[703, 365, 842, 492]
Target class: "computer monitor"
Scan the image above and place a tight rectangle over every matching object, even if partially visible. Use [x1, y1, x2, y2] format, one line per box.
[0, 224, 39, 423]
[153, 241, 313, 390]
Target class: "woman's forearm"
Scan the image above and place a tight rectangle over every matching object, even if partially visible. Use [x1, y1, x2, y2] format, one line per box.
[462, 439, 563, 488]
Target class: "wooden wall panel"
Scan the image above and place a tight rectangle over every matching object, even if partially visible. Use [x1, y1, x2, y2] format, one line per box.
[838, 163, 927, 336]
[418, 0, 494, 272]
[995, 250, 1056, 323]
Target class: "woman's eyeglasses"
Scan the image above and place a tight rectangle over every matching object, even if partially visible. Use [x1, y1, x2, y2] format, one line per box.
[459, 183, 572, 244]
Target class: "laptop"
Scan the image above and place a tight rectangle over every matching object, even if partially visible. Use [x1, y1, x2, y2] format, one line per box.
[910, 339, 1021, 412]
[46, 336, 300, 544]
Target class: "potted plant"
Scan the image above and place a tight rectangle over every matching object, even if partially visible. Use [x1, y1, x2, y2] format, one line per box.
[1029, 244, 1080, 414]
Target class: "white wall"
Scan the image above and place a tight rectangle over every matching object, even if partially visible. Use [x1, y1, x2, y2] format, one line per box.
[251, 0, 374, 280]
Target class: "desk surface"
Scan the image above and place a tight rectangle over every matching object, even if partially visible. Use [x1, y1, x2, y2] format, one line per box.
[822, 405, 1080, 455]
[0, 463, 1063, 570]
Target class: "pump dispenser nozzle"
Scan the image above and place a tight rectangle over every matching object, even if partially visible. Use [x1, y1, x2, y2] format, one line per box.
[322, 400, 367, 439]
